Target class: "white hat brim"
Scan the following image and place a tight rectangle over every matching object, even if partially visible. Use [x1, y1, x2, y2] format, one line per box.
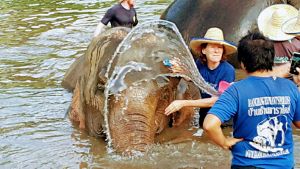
[189, 38, 237, 56]
[257, 4, 298, 41]
[282, 17, 300, 35]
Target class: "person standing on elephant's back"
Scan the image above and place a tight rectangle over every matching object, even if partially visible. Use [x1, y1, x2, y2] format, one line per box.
[165, 27, 237, 128]
[93, 0, 138, 37]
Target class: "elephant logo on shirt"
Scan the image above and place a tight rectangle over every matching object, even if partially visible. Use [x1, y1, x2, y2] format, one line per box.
[250, 115, 288, 153]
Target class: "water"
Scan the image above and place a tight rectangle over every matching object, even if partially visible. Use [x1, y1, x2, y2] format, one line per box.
[0, 0, 300, 169]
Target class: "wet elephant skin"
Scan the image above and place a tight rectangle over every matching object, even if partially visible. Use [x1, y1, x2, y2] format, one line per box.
[67, 27, 131, 136]
[64, 25, 201, 154]
[161, 0, 300, 67]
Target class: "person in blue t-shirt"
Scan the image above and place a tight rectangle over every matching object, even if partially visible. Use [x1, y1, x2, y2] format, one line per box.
[93, 0, 138, 37]
[164, 27, 237, 127]
[203, 31, 300, 169]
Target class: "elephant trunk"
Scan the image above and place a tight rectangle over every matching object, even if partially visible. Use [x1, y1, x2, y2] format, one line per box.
[108, 81, 161, 154]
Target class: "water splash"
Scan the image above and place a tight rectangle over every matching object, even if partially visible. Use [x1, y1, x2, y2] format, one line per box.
[103, 20, 218, 152]
[107, 61, 152, 95]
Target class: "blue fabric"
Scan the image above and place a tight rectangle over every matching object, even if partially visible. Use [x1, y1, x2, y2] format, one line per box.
[195, 59, 235, 98]
[209, 76, 300, 169]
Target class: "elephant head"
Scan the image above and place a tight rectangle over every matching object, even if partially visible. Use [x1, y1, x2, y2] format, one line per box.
[103, 20, 218, 154]
[64, 20, 218, 154]
[161, 0, 300, 67]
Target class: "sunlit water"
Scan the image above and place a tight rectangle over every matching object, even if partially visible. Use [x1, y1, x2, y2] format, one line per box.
[0, 0, 300, 169]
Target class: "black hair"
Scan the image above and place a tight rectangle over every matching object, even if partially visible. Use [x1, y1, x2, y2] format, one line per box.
[237, 31, 274, 73]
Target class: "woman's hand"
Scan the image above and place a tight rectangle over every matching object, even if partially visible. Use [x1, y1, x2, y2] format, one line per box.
[292, 67, 300, 86]
[168, 58, 187, 73]
[168, 58, 191, 81]
[164, 100, 185, 116]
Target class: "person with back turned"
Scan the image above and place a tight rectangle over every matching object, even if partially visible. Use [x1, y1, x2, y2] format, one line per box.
[203, 31, 300, 169]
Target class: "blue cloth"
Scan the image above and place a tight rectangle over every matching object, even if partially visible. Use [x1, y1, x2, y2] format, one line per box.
[209, 76, 300, 169]
[195, 59, 235, 98]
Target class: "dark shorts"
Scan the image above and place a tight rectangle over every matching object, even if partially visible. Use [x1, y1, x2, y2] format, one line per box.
[231, 165, 263, 169]
[231, 165, 293, 169]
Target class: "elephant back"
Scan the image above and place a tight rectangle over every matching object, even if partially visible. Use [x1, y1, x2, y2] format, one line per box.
[161, 0, 300, 67]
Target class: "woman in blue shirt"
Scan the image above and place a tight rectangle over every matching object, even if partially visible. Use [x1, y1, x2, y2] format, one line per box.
[165, 27, 236, 127]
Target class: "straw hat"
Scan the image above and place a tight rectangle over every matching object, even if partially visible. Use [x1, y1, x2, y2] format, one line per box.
[282, 8, 300, 35]
[257, 4, 298, 41]
[189, 27, 237, 56]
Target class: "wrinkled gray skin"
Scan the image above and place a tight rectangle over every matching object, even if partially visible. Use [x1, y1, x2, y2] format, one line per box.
[161, 0, 300, 67]
[62, 23, 211, 154]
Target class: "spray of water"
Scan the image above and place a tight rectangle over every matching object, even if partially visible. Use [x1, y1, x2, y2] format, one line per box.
[103, 20, 218, 153]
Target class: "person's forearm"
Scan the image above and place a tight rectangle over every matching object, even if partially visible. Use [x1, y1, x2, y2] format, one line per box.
[182, 97, 218, 108]
[293, 121, 300, 128]
[205, 124, 228, 149]
[292, 67, 300, 87]
[93, 22, 105, 37]
[164, 97, 218, 116]
[293, 76, 300, 86]
[203, 114, 228, 149]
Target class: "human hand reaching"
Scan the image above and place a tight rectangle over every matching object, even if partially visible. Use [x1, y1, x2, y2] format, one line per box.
[292, 67, 300, 87]
[168, 58, 191, 81]
[164, 100, 185, 116]
[168, 58, 187, 73]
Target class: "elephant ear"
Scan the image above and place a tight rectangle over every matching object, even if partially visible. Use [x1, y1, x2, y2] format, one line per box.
[105, 20, 218, 96]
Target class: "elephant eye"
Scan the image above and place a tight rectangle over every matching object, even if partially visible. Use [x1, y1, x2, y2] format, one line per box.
[151, 50, 167, 63]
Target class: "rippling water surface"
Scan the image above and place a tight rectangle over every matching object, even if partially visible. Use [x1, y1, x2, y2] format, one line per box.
[1, 0, 300, 168]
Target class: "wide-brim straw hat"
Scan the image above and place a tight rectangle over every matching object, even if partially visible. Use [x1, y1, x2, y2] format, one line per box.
[189, 27, 237, 56]
[282, 8, 300, 35]
[257, 4, 298, 41]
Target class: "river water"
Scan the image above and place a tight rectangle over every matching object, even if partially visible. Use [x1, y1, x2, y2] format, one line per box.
[1, 0, 300, 169]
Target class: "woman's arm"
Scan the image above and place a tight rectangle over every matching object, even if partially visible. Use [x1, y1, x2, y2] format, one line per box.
[93, 22, 106, 37]
[293, 121, 300, 128]
[164, 97, 218, 116]
[292, 67, 300, 91]
[133, 10, 138, 26]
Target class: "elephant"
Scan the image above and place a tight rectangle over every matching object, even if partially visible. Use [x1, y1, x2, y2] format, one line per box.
[160, 0, 300, 67]
[62, 20, 218, 154]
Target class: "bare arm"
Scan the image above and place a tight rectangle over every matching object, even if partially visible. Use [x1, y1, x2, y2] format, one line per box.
[203, 114, 243, 150]
[93, 22, 106, 37]
[292, 67, 300, 89]
[164, 97, 218, 116]
[293, 121, 300, 128]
